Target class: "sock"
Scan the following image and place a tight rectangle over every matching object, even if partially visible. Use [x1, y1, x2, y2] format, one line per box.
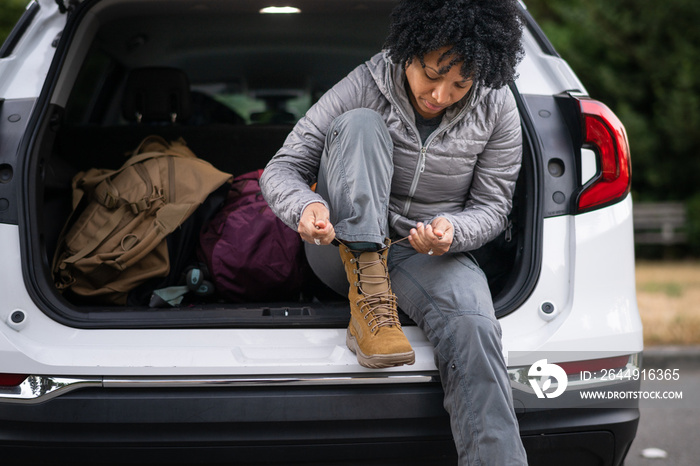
[344, 241, 381, 252]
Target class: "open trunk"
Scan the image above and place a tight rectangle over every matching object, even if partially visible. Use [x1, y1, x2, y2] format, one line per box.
[22, 0, 541, 329]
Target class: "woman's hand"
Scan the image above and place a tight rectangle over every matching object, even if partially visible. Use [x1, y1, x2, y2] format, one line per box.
[408, 217, 453, 255]
[298, 202, 335, 245]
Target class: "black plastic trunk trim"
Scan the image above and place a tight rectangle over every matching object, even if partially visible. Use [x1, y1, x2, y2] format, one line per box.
[0, 99, 35, 225]
[490, 85, 544, 318]
[521, 94, 580, 218]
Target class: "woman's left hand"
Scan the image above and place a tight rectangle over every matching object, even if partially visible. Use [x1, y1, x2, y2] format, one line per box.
[408, 217, 454, 256]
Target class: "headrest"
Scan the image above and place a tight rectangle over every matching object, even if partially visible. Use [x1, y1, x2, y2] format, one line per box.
[122, 67, 192, 123]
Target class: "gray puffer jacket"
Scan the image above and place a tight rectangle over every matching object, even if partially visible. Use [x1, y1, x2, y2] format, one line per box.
[260, 51, 522, 252]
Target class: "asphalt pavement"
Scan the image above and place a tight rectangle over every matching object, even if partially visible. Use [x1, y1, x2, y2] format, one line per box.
[624, 346, 700, 466]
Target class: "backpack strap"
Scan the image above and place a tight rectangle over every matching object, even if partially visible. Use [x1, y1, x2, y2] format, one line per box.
[58, 203, 132, 268]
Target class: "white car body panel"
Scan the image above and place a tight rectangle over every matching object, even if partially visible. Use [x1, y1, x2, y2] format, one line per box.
[515, 29, 587, 96]
[0, 1, 64, 100]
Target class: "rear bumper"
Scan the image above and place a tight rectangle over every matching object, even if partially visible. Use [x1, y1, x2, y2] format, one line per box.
[2, 380, 455, 465]
[521, 408, 639, 466]
[0, 377, 638, 465]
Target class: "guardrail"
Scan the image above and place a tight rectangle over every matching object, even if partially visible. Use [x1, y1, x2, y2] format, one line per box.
[633, 202, 687, 245]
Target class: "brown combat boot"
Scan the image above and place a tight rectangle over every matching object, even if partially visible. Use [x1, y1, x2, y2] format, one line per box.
[339, 240, 415, 368]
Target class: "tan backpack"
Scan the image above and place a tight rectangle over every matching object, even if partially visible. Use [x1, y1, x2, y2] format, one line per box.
[53, 135, 232, 305]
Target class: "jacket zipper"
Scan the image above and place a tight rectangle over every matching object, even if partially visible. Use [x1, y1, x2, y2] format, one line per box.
[383, 75, 432, 217]
[383, 62, 475, 219]
[400, 120, 466, 218]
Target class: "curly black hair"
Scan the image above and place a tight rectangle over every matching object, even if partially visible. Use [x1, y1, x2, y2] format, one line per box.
[383, 0, 524, 89]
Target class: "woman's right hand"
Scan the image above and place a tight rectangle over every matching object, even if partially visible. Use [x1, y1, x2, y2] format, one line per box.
[298, 202, 335, 245]
[408, 218, 454, 256]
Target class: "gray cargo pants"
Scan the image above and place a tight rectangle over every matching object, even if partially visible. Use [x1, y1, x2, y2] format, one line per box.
[306, 108, 528, 465]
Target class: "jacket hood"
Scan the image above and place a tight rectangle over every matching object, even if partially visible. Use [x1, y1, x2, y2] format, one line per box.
[366, 51, 491, 123]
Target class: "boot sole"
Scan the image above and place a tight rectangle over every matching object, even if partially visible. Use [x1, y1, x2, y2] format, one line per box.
[346, 328, 416, 369]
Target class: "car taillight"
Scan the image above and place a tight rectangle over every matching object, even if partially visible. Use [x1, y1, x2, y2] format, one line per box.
[557, 355, 630, 375]
[0, 373, 28, 387]
[575, 98, 631, 213]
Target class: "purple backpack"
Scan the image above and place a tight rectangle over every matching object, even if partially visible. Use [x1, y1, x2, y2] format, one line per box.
[198, 169, 308, 302]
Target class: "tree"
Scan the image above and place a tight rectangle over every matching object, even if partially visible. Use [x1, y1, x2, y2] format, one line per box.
[526, 0, 700, 202]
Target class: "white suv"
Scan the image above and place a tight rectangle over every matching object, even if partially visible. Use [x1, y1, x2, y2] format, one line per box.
[0, 1, 642, 464]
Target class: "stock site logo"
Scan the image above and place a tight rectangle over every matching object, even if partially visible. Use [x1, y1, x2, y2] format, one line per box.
[528, 359, 568, 399]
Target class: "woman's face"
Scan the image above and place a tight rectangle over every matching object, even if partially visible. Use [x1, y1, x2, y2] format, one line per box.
[405, 46, 473, 119]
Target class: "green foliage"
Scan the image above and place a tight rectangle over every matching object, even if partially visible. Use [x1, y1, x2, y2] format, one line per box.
[0, 0, 29, 46]
[526, 0, 700, 202]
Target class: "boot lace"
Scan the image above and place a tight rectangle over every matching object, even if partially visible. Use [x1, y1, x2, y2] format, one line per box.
[348, 243, 403, 334]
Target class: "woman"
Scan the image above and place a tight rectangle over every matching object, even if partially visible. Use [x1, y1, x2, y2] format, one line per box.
[260, 0, 527, 463]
